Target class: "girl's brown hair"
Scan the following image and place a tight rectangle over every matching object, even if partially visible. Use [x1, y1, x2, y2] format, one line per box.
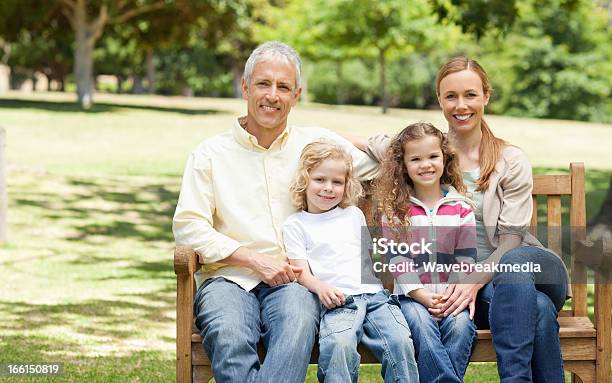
[436, 56, 506, 192]
[290, 141, 363, 211]
[373, 122, 465, 225]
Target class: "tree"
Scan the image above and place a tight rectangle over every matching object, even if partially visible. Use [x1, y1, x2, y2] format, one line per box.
[480, 0, 612, 123]
[198, 0, 272, 98]
[432, 0, 519, 39]
[262, 0, 436, 113]
[59, 0, 178, 108]
[96, 3, 202, 94]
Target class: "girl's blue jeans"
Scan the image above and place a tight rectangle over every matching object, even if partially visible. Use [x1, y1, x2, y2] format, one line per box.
[399, 296, 477, 382]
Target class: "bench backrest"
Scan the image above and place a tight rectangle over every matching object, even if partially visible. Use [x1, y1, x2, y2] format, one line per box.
[531, 163, 586, 317]
[190, 163, 587, 316]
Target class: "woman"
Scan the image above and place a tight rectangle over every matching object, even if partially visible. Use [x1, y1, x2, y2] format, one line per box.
[363, 57, 569, 382]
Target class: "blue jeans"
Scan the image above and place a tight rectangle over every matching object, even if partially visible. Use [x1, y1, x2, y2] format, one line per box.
[317, 290, 419, 383]
[475, 246, 568, 383]
[193, 277, 319, 383]
[399, 296, 477, 383]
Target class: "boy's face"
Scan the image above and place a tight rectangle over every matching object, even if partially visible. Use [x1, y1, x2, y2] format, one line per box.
[306, 159, 347, 214]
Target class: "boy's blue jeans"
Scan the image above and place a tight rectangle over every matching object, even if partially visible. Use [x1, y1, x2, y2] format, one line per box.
[317, 290, 419, 383]
[399, 296, 477, 382]
[193, 277, 319, 383]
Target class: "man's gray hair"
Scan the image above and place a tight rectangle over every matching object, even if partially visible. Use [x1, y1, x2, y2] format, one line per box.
[243, 41, 301, 90]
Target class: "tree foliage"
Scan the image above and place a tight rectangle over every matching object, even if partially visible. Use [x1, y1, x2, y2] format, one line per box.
[0, 0, 609, 122]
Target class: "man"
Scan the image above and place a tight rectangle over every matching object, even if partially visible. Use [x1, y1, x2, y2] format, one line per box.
[173, 41, 379, 383]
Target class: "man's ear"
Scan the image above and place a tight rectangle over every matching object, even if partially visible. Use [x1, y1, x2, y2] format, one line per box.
[291, 87, 302, 106]
[242, 78, 249, 100]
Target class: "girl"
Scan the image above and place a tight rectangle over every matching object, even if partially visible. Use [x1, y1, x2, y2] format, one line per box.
[282, 141, 419, 383]
[365, 57, 569, 382]
[374, 122, 478, 383]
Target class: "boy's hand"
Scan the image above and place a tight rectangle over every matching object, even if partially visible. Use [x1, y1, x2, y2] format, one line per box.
[315, 282, 346, 309]
[409, 288, 444, 309]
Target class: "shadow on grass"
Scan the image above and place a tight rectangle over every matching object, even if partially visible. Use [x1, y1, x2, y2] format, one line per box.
[13, 175, 179, 243]
[0, 98, 225, 115]
[0, 333, 174, 382]
[0, 291, 174, 340]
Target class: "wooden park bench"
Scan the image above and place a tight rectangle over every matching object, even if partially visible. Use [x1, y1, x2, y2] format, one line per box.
[174, 163, 612, 383]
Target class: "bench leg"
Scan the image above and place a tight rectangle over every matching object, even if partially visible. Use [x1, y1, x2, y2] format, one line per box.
[571, 373, 583, 383]
[193, 366, 214, 383]
[565, 361, 595, 383]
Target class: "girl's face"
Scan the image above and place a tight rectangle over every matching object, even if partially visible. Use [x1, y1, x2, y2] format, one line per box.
[403, 136, 444, 189]
[438, 69, 490, 134]
[306, 158, 347, 214]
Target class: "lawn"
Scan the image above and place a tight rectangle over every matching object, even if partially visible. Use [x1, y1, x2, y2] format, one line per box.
[0, 91, 610, 382]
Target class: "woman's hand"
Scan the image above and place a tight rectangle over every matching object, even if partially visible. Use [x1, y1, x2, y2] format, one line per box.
[429, 282, 484, 319]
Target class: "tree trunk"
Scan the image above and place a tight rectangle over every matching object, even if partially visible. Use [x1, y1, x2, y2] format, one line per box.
[132, 75, 144, 94]
[30, 73, 38, 91]
[145, 49, 155, 94]
[336, 59, 345, 105]
[0, 127, 6, 243]
[379, 48, 388, 114]
[116, 74, 124, 94]
[231, 60, 242, 98]
[45, 74, 52, 91]
[73, 3, 95, 109]
[300, 61, 309, 104]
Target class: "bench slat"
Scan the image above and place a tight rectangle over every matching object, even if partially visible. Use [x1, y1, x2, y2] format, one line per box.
[191, 316, 596, 366]
[191, 333, 597, 366]
[532, 175, 571, 195]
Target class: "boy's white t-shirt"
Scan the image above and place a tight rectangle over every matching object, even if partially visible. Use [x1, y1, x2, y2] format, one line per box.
[282, 206, 382, 296]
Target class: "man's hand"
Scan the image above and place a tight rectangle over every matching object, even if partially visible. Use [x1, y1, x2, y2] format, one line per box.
[314, 281, 346, 309]
[251, 255, 302, 287]
[220, 247, 302, 287]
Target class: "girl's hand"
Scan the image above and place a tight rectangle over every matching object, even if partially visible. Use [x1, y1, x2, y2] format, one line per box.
[428, 283, 484, 319]
[315, 282, 346, 309]
[409, 288, 444, 309]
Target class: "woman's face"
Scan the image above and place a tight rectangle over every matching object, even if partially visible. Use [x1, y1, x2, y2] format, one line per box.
[438, 69, 490, 134]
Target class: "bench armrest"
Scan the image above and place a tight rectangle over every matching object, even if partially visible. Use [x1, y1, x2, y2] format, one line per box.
[174, 246, 198, 383]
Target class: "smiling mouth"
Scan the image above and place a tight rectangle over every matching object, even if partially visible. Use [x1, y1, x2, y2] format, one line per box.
[453, 113, 473, 121]
[318, 195, 336, 201]
[418, 171, 436, 177]
[261, 105, 280, 112]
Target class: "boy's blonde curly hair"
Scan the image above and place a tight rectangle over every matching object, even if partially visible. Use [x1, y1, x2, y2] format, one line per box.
[290, 141, 363, 211]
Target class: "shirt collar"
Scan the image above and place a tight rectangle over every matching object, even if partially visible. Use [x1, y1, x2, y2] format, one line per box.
[232, 117, 292, 152]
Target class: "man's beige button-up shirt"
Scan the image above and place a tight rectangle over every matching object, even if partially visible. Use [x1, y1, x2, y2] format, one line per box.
[173, 118, 379, 291]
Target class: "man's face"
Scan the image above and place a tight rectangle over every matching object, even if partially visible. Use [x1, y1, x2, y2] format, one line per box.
[242, 60, 301, 136]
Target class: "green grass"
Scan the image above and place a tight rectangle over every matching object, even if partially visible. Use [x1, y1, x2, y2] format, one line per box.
[0, 91, 610, 382]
